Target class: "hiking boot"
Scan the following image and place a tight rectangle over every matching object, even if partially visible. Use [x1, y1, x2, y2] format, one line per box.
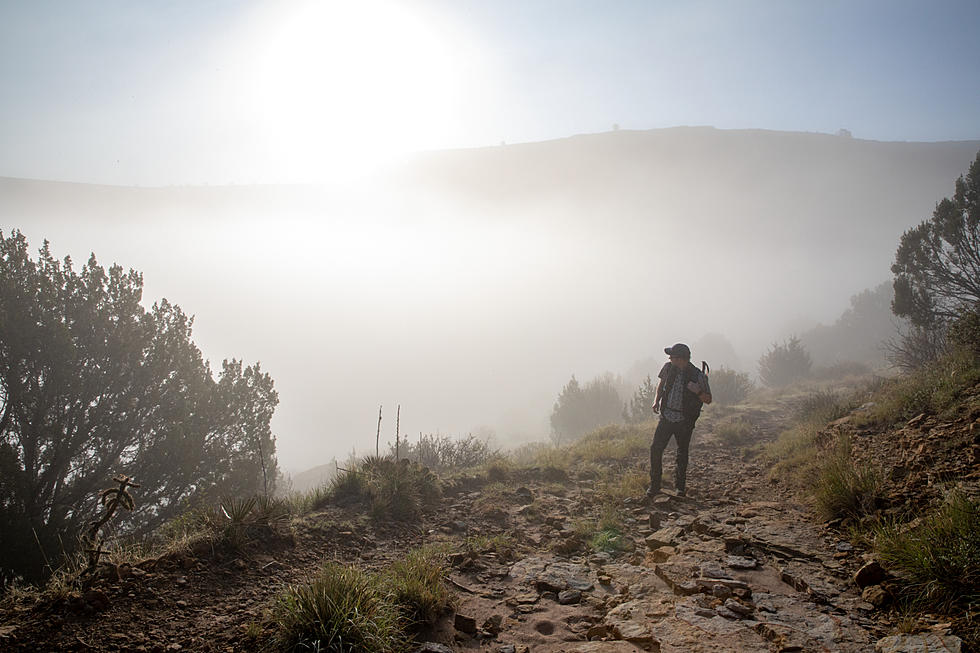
[676, 487, 687, 497]
[645, 485, 659, 498]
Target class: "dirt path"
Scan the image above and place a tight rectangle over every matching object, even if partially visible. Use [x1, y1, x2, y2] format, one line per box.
[1, 404, 896, 652]
[440, 411, 881, 652]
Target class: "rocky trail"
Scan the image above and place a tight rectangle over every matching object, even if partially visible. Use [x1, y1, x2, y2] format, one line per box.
[0, 401, 967, 652]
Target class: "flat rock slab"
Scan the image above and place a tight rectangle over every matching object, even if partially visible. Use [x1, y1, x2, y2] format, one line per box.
[509, 556, 594, 593]
[646, 527, 685, 549]
[568, 642, 650, 653]
[875, 634, 962, 653]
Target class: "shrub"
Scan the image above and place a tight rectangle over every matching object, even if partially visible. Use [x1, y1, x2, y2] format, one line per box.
[886, 324, 947, 371]
[715, 418, 754, 447]
[550, 373, 624, 443]
[795, 390, 851, 425]
[758, 336, 812, 387]
[272, 563, 405, 653]
[623, 375, 657, 423]
[330, 468, 368, 506]
[388, 546, 452, 627]
[857, 349, 980, 426]
[813, 437, 883, 521]
[710, 367, 754, 405]
[811, 360, 873, 380]
[330, 457, 441, 521]
[875, 492, 980, 613]
[392, 433, 497, 471]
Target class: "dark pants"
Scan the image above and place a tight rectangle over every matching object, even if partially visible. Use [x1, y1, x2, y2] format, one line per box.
[650, 417, 696, 493]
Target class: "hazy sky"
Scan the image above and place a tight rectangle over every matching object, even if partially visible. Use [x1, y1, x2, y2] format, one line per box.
[2, 0, 979, 185]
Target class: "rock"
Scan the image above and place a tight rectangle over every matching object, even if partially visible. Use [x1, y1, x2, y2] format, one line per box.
[415, 644, 453, 653]
[861, 585, 890, 608]
[587, 624, 611, 639]
[779, 568, 810, 593]
[571, 642, 652, 652]
[514, 487, 533, 503]
[454, 613, 478, 635]
[646, 546, 676, 563]
[559, 589, 582, 604]
[723, 598, 754, 616]
[645, 527, 683, 548]
[607, 619, 658, 650]
[854, 560, 887, 588]
[714, 605, 742, 620]
[755, 622, 820, 651]
[699, 563, 732, 580]
[498, 646, 516, 653]
[483, 614, 503, 635]
[875, 633, 962, 652]
[725, 555, 757, 570]
[654, 562, 700, 596]
[541, 591, 559, 602]
[835, 541, 854, 553]
[711, 584, 733, 600]
[695, 577, 751, 595]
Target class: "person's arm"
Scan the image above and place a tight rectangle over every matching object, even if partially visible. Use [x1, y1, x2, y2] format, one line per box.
[686, 374, 712, 404]
[653, 378, 666, 413]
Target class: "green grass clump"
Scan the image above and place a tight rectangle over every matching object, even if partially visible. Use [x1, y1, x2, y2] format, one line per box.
[388, 546, 453, 627]
[856, 350, 980, 427]
[589, 511, 628, 554]
[590, 527, 627, 554]
[596, 471, 648, 505]
[715, 417, 754, 447]
[462, 534, 517, 562]
[329, 457, 440, 521]
[272, 563, 406, 652]
[764, 422, 823, 489]
[874, 492, 980, 614]
[813, 436, 883, 521]
[272, 547, 453, 650]
[796, 390, 852, 425]
[155, 494, 293, 553]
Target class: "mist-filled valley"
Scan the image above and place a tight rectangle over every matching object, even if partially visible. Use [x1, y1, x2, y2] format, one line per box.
[4, 126, 978, 473]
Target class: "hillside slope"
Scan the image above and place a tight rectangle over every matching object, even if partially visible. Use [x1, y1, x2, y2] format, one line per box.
[4, 386, 973, 652]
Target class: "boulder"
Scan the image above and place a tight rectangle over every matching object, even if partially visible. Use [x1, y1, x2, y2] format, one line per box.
[559, 589, 582, 605]
[861, 584, 890, 608]
[854, 560, 887, 588]
[454, 613, 478, 635]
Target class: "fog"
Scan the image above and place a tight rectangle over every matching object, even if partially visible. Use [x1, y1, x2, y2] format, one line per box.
[3, 127, 979, 472]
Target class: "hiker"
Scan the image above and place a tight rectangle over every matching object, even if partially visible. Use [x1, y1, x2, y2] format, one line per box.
[648, 343, 712, 497]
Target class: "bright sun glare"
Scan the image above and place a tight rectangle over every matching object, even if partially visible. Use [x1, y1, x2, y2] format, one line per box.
[238, 0, 464, 182]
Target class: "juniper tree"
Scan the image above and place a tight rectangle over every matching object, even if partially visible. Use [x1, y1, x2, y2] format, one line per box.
[0, 231, 279, 582]
[892, 150, 980, 329]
